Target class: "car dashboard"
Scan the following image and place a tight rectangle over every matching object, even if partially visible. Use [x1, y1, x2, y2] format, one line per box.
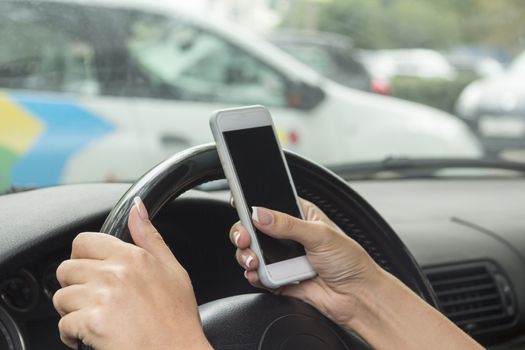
[0, 178, 524, 349]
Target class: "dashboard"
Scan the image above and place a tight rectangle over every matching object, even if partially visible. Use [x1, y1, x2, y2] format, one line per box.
[0, 178, 524, 349]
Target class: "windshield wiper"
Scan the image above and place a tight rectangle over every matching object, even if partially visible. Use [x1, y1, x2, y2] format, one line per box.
[328, 157, 525, 181]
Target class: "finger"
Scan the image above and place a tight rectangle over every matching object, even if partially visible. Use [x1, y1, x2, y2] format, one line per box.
[251, 206, 332, 250]
[235, 248, 258, 270]
[279, 278, 319, 302]
[57, 310, 96, 349]
[244, 270, 265, 289]
[299, 198, 340, 230]
[128, 197, 175, 263]
[229, 223, 251, 249]
[53, 284, 90, 316]
[56, 259, 105, 287]
[299, 198, 328, 222]
[70, 232, 125, 260]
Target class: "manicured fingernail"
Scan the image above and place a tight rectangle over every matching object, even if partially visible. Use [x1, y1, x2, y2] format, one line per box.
[133, 196, 149, 221]
[241, 254, 253, 268]
[244, 270, 249, 279]
[233, 231, 241, 247]
[252, 207, 273, 225]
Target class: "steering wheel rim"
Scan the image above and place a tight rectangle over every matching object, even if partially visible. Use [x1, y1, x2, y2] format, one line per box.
[79, 143, 437, 350]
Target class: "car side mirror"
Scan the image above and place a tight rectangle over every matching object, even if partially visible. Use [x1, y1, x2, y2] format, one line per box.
[286, 82, 325, 110]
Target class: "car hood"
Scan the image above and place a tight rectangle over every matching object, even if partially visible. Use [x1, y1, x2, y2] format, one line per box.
[468, 73, 525, 114]
[322, 81, 484, 162]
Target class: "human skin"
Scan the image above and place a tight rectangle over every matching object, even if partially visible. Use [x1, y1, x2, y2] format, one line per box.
[53, 196, 483, 349]
[230, 199, 484, 350]
[53, 197, 212, 350]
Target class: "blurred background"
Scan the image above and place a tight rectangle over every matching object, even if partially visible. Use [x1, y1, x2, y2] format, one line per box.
[185, 0, 520, 112]
[2, 0, 525, 191]
[175, 0, 525, 160]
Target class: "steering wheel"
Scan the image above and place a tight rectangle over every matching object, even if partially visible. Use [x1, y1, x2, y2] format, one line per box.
[79, 144, 438, 350]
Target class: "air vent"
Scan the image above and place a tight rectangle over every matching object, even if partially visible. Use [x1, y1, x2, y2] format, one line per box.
[424, 261, 516, 334]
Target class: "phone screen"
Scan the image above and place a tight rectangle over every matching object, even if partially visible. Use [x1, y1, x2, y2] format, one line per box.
[223, 125, 306, 265]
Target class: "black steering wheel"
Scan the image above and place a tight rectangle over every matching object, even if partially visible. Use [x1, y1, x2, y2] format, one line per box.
[79, 144, 438, 350]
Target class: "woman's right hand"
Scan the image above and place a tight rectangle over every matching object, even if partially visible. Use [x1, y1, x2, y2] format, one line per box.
[230, 199, 485, 350]
[229, 198, 385, 328]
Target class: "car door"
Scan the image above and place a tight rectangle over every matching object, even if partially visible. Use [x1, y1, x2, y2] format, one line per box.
[120, 9, 321, 165]
[0, 1, 147, 190]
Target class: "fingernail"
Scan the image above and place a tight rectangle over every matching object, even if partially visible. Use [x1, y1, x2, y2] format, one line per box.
[233, 231, 241, 247]
[133, 196, 149, 221]
[244, 270, 249, 279]
[241, 254, 253, 268]
[252, 207, 273, 225]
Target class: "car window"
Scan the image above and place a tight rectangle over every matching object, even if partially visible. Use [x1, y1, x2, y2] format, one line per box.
[126, 12, 287, 106]
[278, 44, 338, 77]
[0, 2, 99, 95]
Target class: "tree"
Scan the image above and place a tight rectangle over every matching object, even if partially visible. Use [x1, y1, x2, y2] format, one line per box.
[284, 0, 525, 55]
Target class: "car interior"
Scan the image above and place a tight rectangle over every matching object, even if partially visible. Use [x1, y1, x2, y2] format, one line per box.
[0, 145, 524, 349]
[1, 1, 525, 350]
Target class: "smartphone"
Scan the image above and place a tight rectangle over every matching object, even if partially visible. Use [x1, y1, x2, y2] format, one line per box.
[210, 105, 316, 288]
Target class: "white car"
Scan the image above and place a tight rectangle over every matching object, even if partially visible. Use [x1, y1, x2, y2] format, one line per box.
[359, 49, 457, 81]
[0, 0, 482, 190]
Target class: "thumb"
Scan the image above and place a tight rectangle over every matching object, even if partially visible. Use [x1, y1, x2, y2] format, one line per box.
[251, 206, 330, 250]
[128, 197, 173, 262]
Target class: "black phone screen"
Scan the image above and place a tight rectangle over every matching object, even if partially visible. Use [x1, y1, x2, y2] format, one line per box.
[223, 125, 305, 264]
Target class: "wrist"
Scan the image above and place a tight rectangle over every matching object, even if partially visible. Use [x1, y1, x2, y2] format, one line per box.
[343, 267, 483, 350]
[343, 264, 392, 332]
[168, 318, 213, 350]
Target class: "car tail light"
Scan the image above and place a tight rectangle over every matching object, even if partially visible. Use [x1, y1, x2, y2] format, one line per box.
[288, 130, 299, 145]
[370, 78, 391, 95]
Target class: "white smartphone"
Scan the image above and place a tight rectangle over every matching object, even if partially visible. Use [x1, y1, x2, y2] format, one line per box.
[210, 105, 316, 288]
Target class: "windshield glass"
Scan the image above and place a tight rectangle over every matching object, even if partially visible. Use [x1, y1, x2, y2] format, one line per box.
[1, 0, 525, 191]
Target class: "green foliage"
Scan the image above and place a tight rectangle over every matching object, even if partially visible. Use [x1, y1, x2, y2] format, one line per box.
[288, 0, 525, 53]
[315, 0, 463, 50]
[390, 73, 478, 115]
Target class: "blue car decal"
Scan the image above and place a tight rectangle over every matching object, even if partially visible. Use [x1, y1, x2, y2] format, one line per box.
[8, 93, 114, 188]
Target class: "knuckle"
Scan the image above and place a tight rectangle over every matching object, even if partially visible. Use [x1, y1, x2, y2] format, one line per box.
[304, 201, 320, 217]
[280, 216, 296, 234]
[150, 232, 167, 249]
[319, 221, 332, 233]
[131, 247, 150, 263]
[108, 264, 131, 283]
[71, 232, 90, 255]
[85, 309, 104, 337]
[57, 316, 67, 333]
[52, 288, 64, 310]
[94, 287, 112, 306]
[320, 223, 337, 242]
[55, 261, 70, 285]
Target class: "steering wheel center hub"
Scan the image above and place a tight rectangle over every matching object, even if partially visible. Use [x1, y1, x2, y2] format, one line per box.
[260, 314, 348, 350]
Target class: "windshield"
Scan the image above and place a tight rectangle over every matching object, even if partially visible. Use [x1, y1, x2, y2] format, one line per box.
[1, 0, 525, 191]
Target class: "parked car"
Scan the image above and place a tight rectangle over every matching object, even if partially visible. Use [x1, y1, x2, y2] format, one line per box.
[0, 0, 482, 192]
[267, 30, 390, 94]
[447, 48, 504, 79]
[359, 49, 457, 81]
[456, 51, 525, 156]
